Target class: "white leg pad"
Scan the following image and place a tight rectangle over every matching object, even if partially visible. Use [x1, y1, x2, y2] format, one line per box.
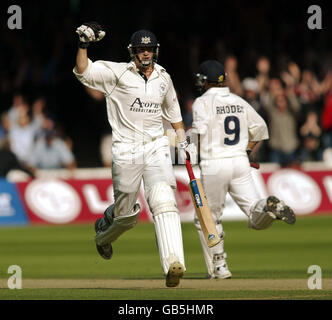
[154, 212, 186, 275]
[147, 182, 179, 215]
[95, 204, 141, 246]
[248, 199, 275, 230]
[195, 218, 225, 276]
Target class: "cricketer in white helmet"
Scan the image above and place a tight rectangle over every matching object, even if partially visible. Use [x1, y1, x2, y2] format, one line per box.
[73, 22, 197, 287]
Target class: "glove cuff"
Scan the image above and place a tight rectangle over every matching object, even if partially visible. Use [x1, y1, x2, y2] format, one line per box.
[178, 139, 189, 149]
[78, 41, 90, 49]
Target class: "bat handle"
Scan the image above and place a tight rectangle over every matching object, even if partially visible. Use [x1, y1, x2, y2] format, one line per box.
[250, 161, 260, 169]
[186, 151, 190, 161]
[185, 151, 196, 180]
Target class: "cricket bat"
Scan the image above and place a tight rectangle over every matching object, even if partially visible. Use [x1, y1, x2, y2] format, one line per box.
[185, 152, 221, 248]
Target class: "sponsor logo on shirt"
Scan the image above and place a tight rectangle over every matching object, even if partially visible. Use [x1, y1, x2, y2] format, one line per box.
[130, 98, 161, 114]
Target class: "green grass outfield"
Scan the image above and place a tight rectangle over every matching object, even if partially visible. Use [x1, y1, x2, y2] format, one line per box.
[0, 215, 331, 300]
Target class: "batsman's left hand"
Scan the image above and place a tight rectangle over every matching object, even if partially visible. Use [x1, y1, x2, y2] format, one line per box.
[178, 139, 197, 165]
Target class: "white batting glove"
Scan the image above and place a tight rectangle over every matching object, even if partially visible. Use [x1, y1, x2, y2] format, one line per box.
[178, 139, 198, 165]
[76, 22, 106, 48]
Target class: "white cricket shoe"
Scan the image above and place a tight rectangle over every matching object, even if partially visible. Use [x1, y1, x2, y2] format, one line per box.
[166, 261, 185, 287]
[210, 253, 232, 279]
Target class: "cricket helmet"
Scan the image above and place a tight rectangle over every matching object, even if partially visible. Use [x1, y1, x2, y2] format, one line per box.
[195, 60, 226, 92]
[127, 29, 160, 66]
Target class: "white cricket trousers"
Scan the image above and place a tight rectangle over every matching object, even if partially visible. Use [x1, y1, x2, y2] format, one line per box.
[200, 155, 261, 220]
[111, 136, 177, 216]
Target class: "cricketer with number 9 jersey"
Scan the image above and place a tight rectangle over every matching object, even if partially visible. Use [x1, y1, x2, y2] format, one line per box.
[192, 87, 269, 161]
[189, 60, 295, 279]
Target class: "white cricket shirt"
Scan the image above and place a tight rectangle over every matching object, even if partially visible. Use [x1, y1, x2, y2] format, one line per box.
[73, 60, 182, 144]
[191, 87, 269, 160]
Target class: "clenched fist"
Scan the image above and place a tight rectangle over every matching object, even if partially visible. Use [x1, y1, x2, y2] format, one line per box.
[76, 22, 106, 48]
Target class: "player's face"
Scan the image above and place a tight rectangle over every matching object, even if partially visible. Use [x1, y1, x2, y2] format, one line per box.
[135, 47, 154, 67]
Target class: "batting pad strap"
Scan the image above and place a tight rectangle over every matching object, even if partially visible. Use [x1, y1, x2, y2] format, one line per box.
[154, 212, 186, 274]
[248, 199, 275, 230]
[147, 182, 179, 217]
[152, 204, 178, 216]
[95, 204, 141, 246]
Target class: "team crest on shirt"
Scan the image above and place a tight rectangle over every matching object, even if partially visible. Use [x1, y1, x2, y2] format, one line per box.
[141, 36, 151, 44]
[159, 83, 167, 97]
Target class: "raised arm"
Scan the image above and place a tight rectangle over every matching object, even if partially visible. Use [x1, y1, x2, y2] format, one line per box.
[76, 48, 89, 74]
[75, 22, 106, 74]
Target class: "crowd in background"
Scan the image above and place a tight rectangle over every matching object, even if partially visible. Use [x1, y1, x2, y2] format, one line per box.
[0, 92, 76, 177]
[0, 1, 331, 171]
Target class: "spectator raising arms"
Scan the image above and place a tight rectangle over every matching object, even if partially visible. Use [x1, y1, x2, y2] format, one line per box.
[264, 92, 301, 167]
[224, 55, 243, 97]
[8, 109, 35, 165]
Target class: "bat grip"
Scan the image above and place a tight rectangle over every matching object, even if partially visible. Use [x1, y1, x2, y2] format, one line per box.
[250, 161, 260, 169]
[185, 151, 196, 180]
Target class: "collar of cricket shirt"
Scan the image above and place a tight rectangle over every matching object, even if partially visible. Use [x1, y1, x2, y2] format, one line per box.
[205, 87, 230, 96]
[127, 61, 165, 79]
